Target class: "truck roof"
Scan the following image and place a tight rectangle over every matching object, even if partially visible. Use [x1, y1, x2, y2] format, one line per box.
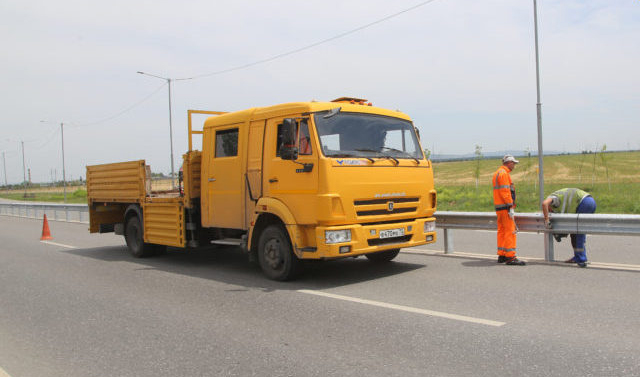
[203, 99, 412, 129]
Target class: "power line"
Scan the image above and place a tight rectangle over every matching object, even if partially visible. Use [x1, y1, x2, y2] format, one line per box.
[11, 1, 437, 146]
[70, 82, 167, 128]
[1, 82, 166, 155]
[33, 127, 60, 150]
[187, 0, 439, 80]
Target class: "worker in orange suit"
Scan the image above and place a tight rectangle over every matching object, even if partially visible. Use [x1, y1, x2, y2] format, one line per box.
[492, 155, 526, 265]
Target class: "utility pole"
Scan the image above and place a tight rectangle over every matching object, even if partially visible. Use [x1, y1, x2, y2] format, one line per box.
[2, 151, 7, 190]
[137, 71, 193, 189]
[39, 120, 68, 201]
[61, 122, 67, 203]
[167, 78, 175, 188]
[21, 140, 26, 197]
[533, 0, 551, 261]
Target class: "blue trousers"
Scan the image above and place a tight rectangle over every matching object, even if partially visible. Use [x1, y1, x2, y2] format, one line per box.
[570, 196, 597, 263]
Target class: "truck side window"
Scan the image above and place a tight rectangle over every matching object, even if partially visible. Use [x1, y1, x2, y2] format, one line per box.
[276, 119, 312, 156]
[215, 128, 239, 157]
[298, 121, 312, 155]
[276, 123, 284, 156]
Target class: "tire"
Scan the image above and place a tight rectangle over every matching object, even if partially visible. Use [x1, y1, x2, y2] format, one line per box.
[124, 216, 160, 258]
[257, 225, 302, 281]
[365, 248, 400, 263]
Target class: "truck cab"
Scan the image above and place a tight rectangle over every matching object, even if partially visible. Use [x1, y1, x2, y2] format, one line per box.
[199, 98, 437, 279]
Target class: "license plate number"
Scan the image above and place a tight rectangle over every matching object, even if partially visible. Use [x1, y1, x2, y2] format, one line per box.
[379, 228, 405, 239]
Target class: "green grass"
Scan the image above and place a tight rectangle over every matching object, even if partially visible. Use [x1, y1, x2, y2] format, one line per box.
[434, 151, 640, 214]
[0, 189, 88, 204]
[2, 152, 639, 213]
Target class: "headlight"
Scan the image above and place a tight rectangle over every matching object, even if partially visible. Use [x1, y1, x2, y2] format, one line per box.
[325, 229, 351, 244]
[424, 221, 436, 233]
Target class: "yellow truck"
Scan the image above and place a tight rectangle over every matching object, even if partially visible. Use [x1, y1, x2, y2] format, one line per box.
[87, 97, 437, 280]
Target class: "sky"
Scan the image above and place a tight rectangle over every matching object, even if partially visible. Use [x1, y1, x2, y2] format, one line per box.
[1, 0, 639, 184]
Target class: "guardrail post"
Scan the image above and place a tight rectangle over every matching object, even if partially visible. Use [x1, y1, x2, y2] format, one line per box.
[544, 232, 554, 262]
[443, 228, 454, 254]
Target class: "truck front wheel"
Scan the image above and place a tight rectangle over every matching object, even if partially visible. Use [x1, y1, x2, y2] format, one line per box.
[124, 216, 162, 258]
[258, 225, 301, 281]
[365, 248, 400, 262]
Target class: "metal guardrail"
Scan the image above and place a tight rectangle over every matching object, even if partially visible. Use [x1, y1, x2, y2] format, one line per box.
[2, 203, 640, 261]
[435, 211, 640, 261]
[0, 202, 89, 224]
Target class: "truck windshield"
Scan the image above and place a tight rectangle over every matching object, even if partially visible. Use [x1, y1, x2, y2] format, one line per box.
[313, 112, 423, 160]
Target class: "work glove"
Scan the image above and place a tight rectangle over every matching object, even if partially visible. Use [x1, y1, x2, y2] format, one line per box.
[508, 208, 515, 219]
[545, 219, 552, 229]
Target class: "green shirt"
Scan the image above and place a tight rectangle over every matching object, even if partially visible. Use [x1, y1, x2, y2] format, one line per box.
[547, 188, 590, 214]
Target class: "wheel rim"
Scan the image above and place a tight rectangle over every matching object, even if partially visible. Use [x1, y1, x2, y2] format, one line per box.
[264, 237, 284, 270]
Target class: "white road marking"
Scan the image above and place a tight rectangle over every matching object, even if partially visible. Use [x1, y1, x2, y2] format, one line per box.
[40, 241, 77, 249]
[0, 366, 12, 377]
[298, 289, 506, 327]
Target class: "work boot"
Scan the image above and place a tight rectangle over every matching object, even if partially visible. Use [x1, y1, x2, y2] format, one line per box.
[497, 255, 506, 263]
[564, 257, 576, 263]
[577, 262, 587, 268]
[505, 257, 526, 266]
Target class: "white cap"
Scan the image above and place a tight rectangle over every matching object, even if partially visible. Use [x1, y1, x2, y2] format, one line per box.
[503, 155, 519, 164]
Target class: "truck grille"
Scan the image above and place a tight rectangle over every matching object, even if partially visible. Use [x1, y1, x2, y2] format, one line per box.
[354, 197, 419, 217]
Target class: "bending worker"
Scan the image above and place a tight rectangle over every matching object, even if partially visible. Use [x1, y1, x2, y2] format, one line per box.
[492, 155, 526, 265]
[541, 188, 596, 268]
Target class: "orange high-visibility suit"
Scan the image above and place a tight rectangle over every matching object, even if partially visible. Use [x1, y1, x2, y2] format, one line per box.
[492, 165, 516, 258]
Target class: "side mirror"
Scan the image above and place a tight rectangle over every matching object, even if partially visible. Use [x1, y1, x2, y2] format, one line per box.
[280, 118, 298, 160]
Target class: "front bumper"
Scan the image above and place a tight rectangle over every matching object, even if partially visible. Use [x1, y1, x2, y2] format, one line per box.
[302, 217, 436, 259]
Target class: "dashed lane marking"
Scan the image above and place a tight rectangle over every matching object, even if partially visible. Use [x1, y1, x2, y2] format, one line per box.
[298, 289, 506, 327]
[40, 241, 77, 249]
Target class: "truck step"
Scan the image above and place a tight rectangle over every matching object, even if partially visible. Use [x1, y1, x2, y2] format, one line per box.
[210, 238, 243, 246]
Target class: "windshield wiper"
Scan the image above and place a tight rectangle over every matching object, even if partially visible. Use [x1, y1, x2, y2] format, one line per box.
[353, 149, 381, 163]
[328, 153, 374, 163]
[355, 148, 399, 165]
[380, 147, 420, 164]
[380, 155, 399, 165]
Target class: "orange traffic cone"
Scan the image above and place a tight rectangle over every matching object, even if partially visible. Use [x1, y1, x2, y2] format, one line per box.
[40, 214, 53, 240]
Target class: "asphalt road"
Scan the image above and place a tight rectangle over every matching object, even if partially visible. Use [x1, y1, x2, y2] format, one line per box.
[1, 216, 639, 377]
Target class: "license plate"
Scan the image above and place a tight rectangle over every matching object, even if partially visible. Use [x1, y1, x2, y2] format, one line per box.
[379, 228, 405, 239]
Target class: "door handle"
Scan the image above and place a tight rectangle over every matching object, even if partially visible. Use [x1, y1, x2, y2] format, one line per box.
[208, 178, 216, 182]
[269, 178, 278, 183]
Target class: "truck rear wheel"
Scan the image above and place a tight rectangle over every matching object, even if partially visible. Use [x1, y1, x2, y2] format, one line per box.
[124, 215, 163, 258]
[365, 248, 400, 262]
[257, 225, 301, 281]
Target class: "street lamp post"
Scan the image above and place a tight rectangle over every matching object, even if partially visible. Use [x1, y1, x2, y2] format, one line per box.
[41, 120, 67, 203]
[533, 0, 551, 260]
[137, 71, 189, 189]
[2, 151, 7, 189]
[61, 122, 67, 203]
[21, 140, 26, 197]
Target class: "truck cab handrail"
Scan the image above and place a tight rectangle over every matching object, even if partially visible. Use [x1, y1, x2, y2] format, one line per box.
[187, 109, 227, 151]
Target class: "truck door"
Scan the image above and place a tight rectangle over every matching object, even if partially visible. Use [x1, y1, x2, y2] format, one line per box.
[206, 125, 243, 229]
[263, 117, 319, 224]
